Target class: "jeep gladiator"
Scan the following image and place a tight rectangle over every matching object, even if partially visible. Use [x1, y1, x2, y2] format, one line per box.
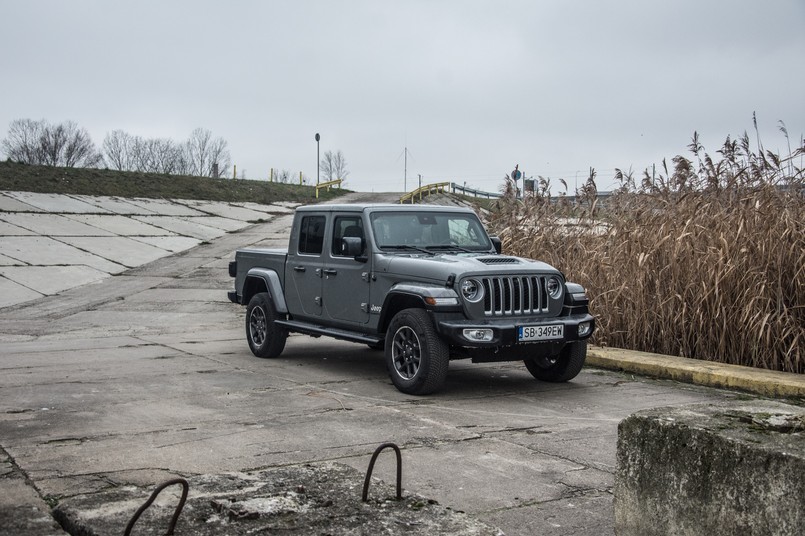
[228, 204, 595, 395]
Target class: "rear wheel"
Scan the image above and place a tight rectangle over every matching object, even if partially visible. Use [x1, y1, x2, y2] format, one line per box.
[524, 341, 587, 382]
[246, 292, 287, 358]
[385, 308, 449, 395]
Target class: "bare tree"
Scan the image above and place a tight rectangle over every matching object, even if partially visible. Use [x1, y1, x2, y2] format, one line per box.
[319, 150, 349, 183]
[275, 169, 291, 183]
[152, 138, 185, 174]
[320, 150, 335, 182]
[103, 130, 133, 171]
[185, 127, 231, 177]
[60, 122, 104, 167]
[332, 150, 349, 181]
[1, 118, 102, 167]
[2, 118, 44, 164]
[103, 131, 199, 175]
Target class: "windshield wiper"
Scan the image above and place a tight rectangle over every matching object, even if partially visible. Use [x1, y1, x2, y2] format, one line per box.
[382, 244, 434, 255]
[426, 244, 473, 253]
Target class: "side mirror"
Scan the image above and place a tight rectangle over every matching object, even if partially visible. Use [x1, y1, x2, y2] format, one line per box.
[341, 236, 365, 260]
[490, 236, 502, 254]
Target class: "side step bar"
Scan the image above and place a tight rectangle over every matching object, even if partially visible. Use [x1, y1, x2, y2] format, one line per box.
[275, 320, 384, 346]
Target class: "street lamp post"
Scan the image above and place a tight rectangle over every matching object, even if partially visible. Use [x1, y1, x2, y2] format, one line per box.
[315, 133, 320, 185]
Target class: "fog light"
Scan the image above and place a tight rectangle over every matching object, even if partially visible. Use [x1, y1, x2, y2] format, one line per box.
[578, 322, 591, 337]
[463, 328, 493, 342]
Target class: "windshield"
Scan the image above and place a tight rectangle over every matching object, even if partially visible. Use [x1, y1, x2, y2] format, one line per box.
[370, 211, 491, 251]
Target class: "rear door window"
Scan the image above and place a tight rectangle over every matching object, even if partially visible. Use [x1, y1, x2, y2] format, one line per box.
[298, 215, 326, 255]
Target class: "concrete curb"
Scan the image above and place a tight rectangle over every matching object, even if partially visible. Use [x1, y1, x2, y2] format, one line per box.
[587, 346, 805, 399]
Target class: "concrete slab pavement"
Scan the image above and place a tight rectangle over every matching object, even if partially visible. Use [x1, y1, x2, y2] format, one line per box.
[0, 191, 301, 311]
[67, 194, 158, 215]
[0, 213, 118, 236]
[130, 215, 228, 240]
[0, 219, 36, 235]
[4, 191, 112, 213]
[0, 266, 108, 296]
[62, 214, 175, 235]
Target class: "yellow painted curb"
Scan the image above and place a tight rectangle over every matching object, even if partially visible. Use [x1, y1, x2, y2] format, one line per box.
[587, 346, 805, 399]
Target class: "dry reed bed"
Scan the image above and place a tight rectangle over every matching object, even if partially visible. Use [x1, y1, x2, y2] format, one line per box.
[489, 133, 804, 373]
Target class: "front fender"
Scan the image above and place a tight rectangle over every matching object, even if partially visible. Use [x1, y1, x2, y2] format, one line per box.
[377, 283, 460, 332]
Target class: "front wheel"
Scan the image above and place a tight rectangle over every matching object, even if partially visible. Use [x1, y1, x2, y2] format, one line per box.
[246, 292, 287, 358]
[385, 308, 449, 395]
[524, 341, 587, 382]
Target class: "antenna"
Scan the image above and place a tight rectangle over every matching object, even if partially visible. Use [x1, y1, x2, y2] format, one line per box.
[404, 147, 408, 191]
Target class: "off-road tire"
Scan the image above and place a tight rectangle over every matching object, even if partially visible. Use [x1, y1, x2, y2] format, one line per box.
[385, 308, 449, 395]
[524, 340, 587, 382]
[246, 292, 287, 358]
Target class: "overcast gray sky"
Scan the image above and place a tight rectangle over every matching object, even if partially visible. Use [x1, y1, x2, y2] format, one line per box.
[2, 0, 803, 193]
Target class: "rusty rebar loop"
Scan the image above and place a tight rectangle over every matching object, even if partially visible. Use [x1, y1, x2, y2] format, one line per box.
[362, 442, 402, 502]
[124, 477, 189, 536]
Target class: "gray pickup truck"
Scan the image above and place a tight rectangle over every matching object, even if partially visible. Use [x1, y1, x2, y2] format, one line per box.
[228, 203, 594, 395]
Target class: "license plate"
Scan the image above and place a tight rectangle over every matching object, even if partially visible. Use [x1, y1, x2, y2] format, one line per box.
[518, 324, 564, 342]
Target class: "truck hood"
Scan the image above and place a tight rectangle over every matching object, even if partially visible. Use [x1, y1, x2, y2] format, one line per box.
[380, 252, 561, 282]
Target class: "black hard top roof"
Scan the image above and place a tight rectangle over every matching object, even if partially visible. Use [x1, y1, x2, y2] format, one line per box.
[296, 203, 474, 213]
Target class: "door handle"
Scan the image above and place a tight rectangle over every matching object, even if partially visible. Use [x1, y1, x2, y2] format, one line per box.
[322, 268, 338, 276]
[293, 266, 306, 272]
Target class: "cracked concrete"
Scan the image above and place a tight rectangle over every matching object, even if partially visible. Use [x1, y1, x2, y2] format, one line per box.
[0, 210, 752, 535]
[0, 192, 782, 535]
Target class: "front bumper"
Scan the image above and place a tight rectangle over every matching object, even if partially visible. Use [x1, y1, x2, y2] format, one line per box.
[435, 312, 595, 349]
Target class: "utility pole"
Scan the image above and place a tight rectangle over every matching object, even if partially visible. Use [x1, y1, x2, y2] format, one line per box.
[404, 147, 408, 191]
[315, 133, 320, 185]
[418, 173, 422, 189]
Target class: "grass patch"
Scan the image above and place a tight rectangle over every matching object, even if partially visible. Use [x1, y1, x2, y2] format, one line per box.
[0, 160, 348, 204]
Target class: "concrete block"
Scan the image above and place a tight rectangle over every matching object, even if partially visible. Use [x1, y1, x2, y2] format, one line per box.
[615, 401, 805, 536]
[0, 192, 43, 212]
[0, 237, 126, 274]
[68, 194, 157, 215]
[4, 192, 110, 213]
[0, 218, 36, 235]
[179, 215, 251, 232]
[235, 201, 295, 214]
[124, 198, 206, 216]
[181, 200, 270, 221]
[63, 214, 175, 236]
[131, 215, 226, 240]
[0, 461, 67, 536]
[0, 277, 43, 309]
[0, 266, 108, 296]
[129, 235, 201, 252]
[0, 253, 24, 266]
[58, 236, 173, 268]
[0, 213, 115, 236]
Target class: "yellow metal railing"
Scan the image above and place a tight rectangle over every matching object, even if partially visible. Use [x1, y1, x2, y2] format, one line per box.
[399, 181, 450, 203]
[315, 178, 343, 198]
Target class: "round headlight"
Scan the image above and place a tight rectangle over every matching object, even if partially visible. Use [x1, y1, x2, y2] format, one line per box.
[546, 276, 563, 299]
[460, 279, 484, 303]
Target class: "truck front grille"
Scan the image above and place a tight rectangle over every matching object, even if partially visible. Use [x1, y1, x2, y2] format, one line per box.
[482, 276, 549, 316]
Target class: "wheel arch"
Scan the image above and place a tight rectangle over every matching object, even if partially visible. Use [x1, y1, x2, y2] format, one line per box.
[243, 268, 288, 313]
[378, 292, 428, 335]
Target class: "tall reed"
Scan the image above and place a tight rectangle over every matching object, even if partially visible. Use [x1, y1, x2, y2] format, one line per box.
[489, 124, 804, 373]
